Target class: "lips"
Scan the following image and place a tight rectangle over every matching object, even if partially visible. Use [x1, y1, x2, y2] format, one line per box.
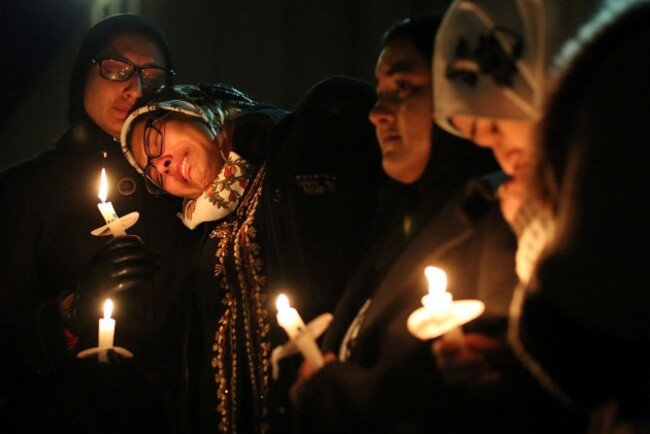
[113, 103, 133, 116]
[378, 132, 401, 155]
[381, 133, 401, 143]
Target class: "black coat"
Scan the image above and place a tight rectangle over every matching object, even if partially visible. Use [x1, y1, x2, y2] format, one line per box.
[292, 153, 519, 432]
[294, 155, 588, 434]
[0, 117, 194, 433]
[173, 76, 388, 434]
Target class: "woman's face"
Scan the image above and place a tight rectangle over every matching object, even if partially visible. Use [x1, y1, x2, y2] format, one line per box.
[129, 112, 224, 199]
[369, 38, 433, 184]
[84, 32, 167, 138]
[451, 116, 536, 221]
[450, 116, 534, 177]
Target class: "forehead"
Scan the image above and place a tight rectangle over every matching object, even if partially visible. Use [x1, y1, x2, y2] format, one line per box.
[97, 32, 166, 66]
[375, 38, 429, 79]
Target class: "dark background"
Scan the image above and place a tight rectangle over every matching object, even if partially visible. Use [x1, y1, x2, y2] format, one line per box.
[0, 0, 451, 169]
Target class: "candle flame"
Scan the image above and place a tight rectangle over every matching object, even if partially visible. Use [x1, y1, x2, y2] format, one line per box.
[276, 294, 290, 312]
[98, 168, 108, 203]
[103, 299, 113, 319]
[425, 266, 448, 295]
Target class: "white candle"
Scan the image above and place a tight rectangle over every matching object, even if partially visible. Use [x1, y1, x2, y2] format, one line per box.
[422, 266, 452, 316]
[97, 168, 126, 237]
[276, 294, 324, 368]
[98, 299, 115, 362]
[421, 266, 463, 340]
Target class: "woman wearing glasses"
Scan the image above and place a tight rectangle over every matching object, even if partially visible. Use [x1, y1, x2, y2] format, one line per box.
[0, 14, 189, 433]
[120, 78, 385, 434]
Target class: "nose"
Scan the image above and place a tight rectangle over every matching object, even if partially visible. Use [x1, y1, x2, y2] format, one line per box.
[368, 97, 396, 126]
[151, 154, 173, 175]
[123, 74, 144, 101]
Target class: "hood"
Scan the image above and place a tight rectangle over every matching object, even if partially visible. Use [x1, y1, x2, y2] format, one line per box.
[68, 13, 174, 126]
[433, 0, 600, 136]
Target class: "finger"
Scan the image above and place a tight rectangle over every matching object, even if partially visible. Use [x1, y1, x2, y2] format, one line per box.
[432, 338, 462, 357]
[109, 249, 161, 268]
[111, 276, 156, 294]
[474, 370, 503, 386]
[97, 236, 159, 264]
[437, 351, 485, 371]
[97, 236, 144, 257]
[110, 260, 160, 280]
[442, 361, 491, 385]
[462, 333, 504, 352]
[106, 348, 123, 366]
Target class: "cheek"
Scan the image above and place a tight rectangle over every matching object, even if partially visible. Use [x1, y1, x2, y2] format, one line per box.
[163, 179, 193, 199]
[84, 76, 109, 115]
[400, 109, 432, 148]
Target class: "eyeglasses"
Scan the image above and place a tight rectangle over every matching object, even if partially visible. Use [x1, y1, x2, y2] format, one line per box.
[141, 111, 173, 195]
[92, 57, 174, 90]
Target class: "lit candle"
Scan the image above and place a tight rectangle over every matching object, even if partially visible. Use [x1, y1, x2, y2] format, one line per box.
[98, 299, 115, 362]
[97, 168, 126, 237]
[276, 294, 324, 368]
[421, 266, 463, 340]
[422, 266, 452, 317]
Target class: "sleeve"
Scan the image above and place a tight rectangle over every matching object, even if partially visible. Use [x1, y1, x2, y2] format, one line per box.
[0, 167, 71, 392]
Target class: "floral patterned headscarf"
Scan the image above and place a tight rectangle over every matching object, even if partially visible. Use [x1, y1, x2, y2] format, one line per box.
[120, 83, 258, 228]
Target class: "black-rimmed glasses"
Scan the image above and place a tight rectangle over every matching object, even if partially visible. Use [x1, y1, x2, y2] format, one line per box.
[92, 57, 174, 90]
[141, 112, 173, 195]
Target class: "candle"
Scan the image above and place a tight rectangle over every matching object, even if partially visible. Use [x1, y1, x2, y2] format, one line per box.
[97, 168, 126, 236]
[421, 266, 463, 340]
[422, 266, 452, 317]
[98, 299, 115, 362]
[407, 267, 485, 340]
[276, 294, 324, 368]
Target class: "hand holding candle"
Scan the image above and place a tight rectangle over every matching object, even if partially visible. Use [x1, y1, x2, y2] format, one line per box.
[276, 294, 324, 369]
[407, 266, 485, 341]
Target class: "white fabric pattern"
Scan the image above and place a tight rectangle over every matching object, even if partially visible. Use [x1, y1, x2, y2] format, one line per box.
[179, 151, 253, 229]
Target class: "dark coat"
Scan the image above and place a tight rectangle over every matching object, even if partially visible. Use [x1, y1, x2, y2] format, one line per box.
[0, 14, 189, 433]
[293, 167, 522, 433]
[0, 113, 192, 434]
[175, 76, 388, 434]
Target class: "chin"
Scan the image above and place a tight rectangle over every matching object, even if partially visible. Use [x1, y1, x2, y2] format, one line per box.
[384, 161, 423, 185]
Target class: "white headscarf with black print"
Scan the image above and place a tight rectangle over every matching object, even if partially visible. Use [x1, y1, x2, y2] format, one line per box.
[120, 84, 257, 229]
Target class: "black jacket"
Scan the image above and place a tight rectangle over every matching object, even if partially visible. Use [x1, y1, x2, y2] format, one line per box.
[171, 76, 387, 434]
[0, 111, 192, 434]
[292, 124, 541, 433]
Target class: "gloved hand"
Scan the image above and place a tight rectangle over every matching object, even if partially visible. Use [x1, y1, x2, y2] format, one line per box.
[63, 235, 160, 337]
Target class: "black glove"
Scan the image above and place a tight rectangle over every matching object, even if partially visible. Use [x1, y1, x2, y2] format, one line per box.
[64, 235, 160, 337]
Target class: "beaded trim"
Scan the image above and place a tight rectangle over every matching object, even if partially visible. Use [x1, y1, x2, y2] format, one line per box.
[210, 165, 271, 434]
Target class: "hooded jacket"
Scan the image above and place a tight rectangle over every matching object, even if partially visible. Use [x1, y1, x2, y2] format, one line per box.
[119, 77, 387, 434]
[0, 14, 190, 433]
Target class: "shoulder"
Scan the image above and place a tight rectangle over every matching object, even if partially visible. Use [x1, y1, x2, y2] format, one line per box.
[294, 75, 375, 117]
